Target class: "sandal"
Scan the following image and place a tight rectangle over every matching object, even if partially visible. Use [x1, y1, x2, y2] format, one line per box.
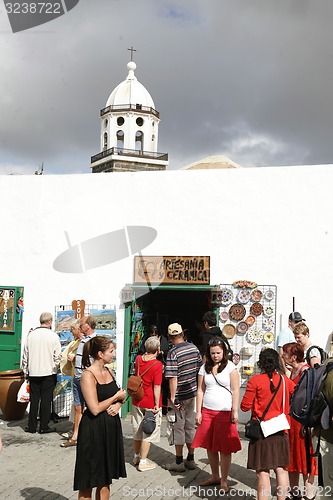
[200, 477, 221, 486]
[61, 431, 73, 440]
[60, 438, 77, 448]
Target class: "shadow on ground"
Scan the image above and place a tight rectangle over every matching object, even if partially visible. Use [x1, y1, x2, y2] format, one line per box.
[20, 487, 67, 499]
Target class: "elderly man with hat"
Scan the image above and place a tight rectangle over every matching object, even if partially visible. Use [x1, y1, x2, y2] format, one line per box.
[164, 322, 202, 472]
[276, 311, 306, 373]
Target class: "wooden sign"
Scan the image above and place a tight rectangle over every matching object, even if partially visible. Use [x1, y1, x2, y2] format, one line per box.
[71, 299, 86, 319]
[0, 288, 15, 332]
[134, 256, 210, 285]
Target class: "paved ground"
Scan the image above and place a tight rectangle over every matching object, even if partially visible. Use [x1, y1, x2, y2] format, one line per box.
[0, 412, 274, 500]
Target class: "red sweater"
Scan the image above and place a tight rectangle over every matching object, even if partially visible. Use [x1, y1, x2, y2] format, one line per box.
[241, 372, 295, 421]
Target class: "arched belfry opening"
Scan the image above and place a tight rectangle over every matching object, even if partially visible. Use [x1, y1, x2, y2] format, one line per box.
[91, 48, 168, 173]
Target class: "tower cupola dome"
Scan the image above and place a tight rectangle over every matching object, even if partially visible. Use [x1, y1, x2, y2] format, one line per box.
[106, 62, 155, 109]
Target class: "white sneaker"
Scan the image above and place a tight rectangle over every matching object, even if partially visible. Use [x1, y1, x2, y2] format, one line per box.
[133, 455, 141, 466]
[184, 459, 196, 470]
[164, 461, 186, 472]
[138, 459, 157, 472]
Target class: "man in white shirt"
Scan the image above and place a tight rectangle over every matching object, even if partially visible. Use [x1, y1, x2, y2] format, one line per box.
[21, 312, 61, 434]
[277, 311, 306, 372]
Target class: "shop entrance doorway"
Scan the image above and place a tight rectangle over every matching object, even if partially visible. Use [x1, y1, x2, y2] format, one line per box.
[122, 285, 213, 417]
[136, 287, 211, 344]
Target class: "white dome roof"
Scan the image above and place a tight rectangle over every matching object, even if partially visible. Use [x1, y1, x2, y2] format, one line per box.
[106, 61, 155, 109]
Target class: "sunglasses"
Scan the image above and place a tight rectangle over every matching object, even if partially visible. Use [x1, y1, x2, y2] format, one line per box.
[208, 338, 224, 346]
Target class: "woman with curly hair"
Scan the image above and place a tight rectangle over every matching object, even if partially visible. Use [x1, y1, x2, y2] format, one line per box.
[241, 348, 295, 500]
[192, 337, 241, 493]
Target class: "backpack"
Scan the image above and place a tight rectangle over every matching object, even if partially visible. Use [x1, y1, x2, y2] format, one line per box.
[126, 359, 157, 402]
[290, 363, 333, 428]
[306, 345, 329, 366]
[290, 361, 333, 485]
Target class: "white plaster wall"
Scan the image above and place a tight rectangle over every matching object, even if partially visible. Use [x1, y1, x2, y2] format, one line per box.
[1, 165, 333, 372]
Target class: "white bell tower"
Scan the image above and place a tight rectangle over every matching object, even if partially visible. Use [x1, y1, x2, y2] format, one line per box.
[91, 49, 168, 173]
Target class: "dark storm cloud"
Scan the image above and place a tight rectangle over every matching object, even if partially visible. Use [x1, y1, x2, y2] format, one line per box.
[0, 0, 332, 174]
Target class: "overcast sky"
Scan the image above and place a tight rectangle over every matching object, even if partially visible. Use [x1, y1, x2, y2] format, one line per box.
[0, 0, 333, 175]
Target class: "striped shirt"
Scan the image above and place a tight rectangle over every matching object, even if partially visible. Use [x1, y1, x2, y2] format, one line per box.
[165, 342, 202, 401]
[74, 332, 96, 378]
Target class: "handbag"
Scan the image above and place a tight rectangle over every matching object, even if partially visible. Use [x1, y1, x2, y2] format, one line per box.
[245, 418, 262, 440]
[260, 376, 290, 437]
[17, 379, 30, 403]
[245, 374, 283, 440]
[142, 410, 156, 435]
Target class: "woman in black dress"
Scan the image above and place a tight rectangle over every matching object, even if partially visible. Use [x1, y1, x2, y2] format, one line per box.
[73, 336, 126, 500]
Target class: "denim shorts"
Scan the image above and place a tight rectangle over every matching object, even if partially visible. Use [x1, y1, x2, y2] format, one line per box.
[73, 376, 85, 407]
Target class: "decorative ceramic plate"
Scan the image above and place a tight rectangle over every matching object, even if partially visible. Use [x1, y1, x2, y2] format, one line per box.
[263, 318, 275, 331]
[242, 365, 254, 375]
[220, 288, 233, 306]
[229, 303, 246, 321]
[264, 290, 274, 301]
[264, 306, 274, 317]
[245, 315, 256, 326]
[250, 302, 263, 316]
[222, 323, 236, 339]
[251, 289, 263, 302]
[237, 289, 251, 304]
[233, 280, 257, 289]
[241, 346, 254, 356]
[264, 331, 274, 343]
[247, 327, 263, 344]
[219, 311, 229, 322]
[237, 321, 248, 335]
[232, 353, 240, 365]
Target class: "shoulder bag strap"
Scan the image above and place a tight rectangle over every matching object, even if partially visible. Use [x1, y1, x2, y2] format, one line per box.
[140, 360, 158, 377]
[259, 374, 283, 422]
[212, 372, 232, 394]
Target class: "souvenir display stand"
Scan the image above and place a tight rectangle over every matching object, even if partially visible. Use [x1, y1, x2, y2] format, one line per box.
[53, 304, 117, 418]
[216, 282, 277, 388]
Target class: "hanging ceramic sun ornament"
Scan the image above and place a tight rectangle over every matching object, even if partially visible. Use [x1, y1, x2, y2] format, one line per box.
[264, 306, 274, 317]
[220, 288, 233, 306]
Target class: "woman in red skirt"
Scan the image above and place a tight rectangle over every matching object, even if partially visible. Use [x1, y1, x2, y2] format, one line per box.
[192, 337, 241, 493]
[282, 342, 317, 500]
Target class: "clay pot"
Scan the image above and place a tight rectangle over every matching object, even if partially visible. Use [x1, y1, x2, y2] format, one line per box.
[0, 370, 28, 420]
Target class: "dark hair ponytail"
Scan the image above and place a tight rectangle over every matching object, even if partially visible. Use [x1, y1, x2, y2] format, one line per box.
[257, 348, 283, 392]
[82, 336, 113, 368]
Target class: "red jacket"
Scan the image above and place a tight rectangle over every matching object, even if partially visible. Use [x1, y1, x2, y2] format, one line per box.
[241, 372, 295, 421]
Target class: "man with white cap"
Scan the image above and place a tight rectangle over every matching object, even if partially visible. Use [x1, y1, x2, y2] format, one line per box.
[164, 322, 202, 472]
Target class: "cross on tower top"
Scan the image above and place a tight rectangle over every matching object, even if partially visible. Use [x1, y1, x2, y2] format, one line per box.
[128, 46, 137, 62]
